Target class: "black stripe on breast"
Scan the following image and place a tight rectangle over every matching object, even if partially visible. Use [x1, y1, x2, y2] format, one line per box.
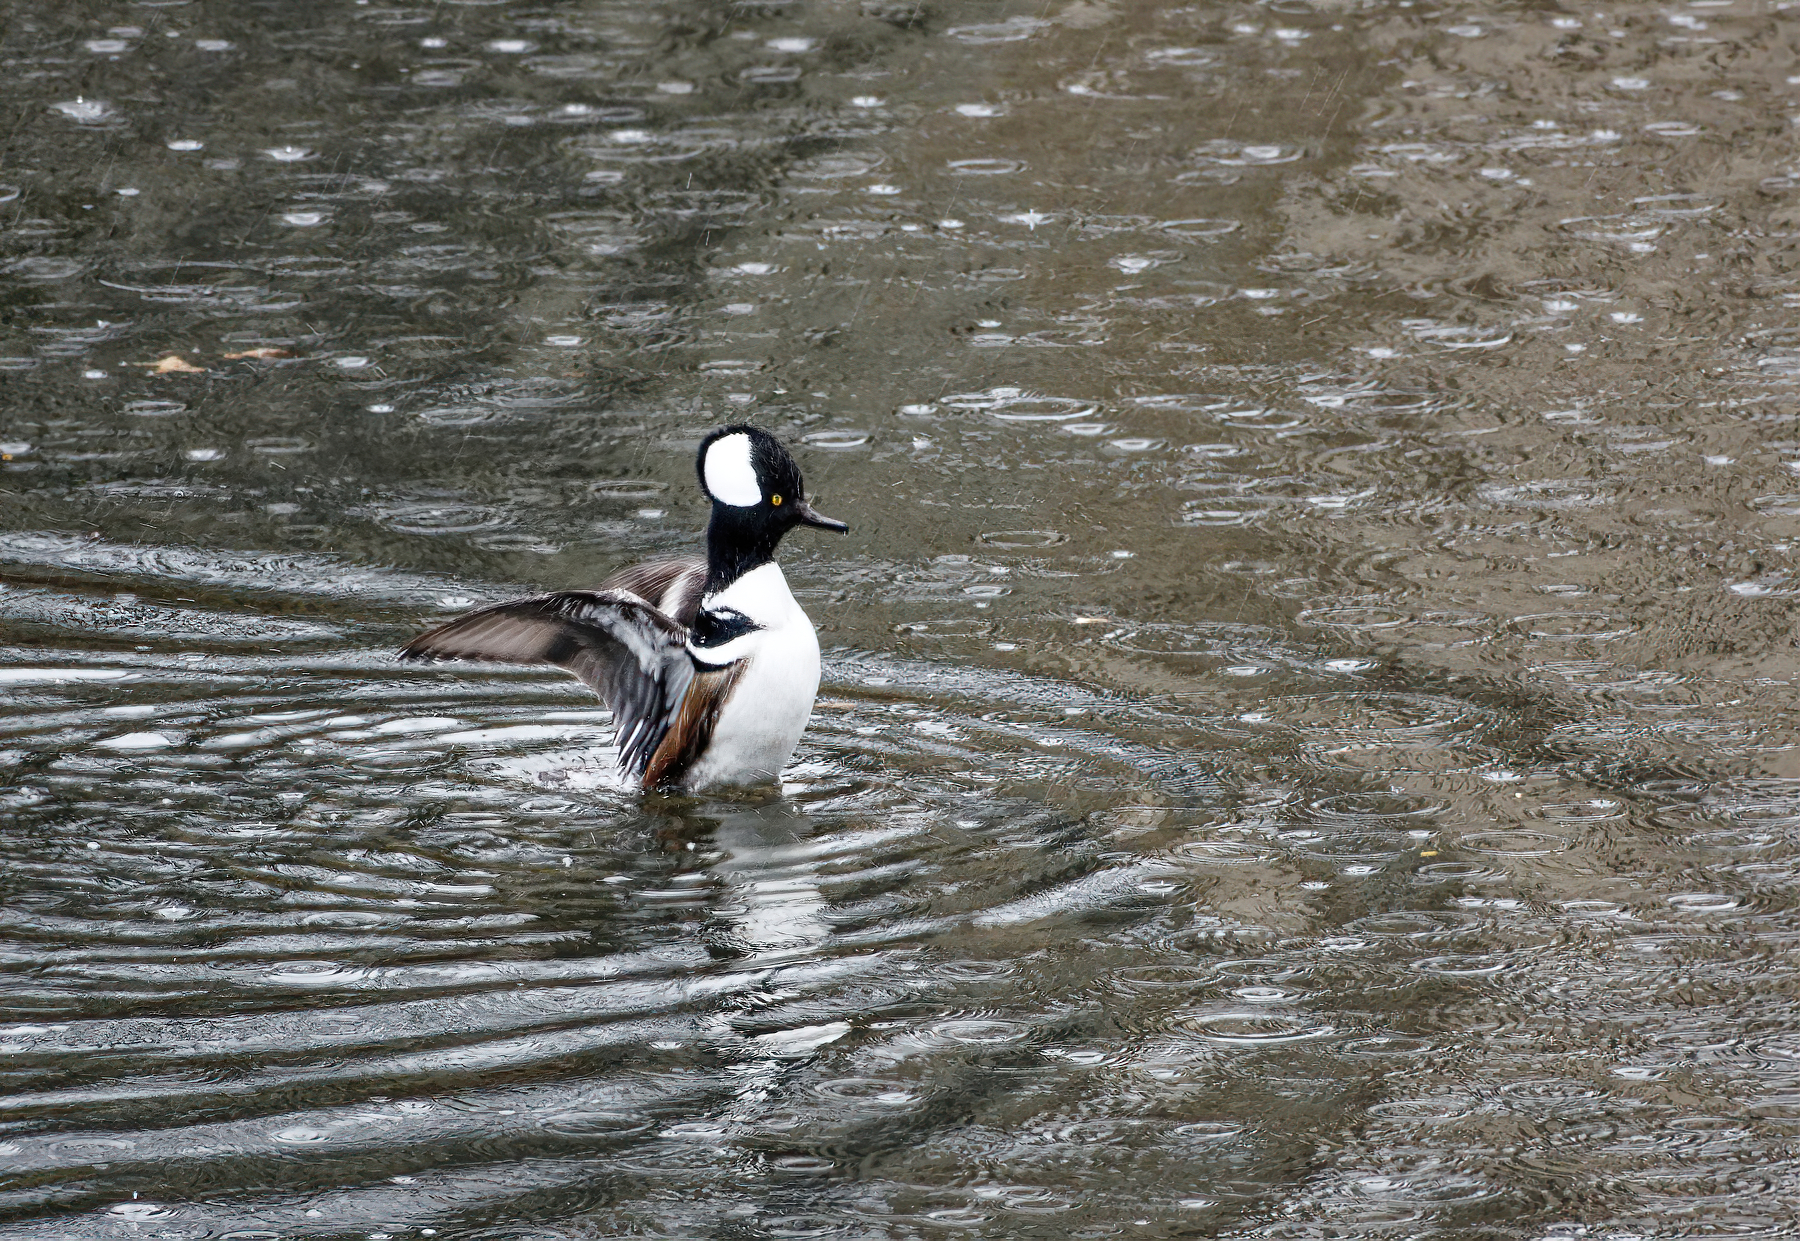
[688, 606, 762, 651]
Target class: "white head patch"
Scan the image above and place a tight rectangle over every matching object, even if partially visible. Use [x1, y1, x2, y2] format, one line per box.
[703, 433, 761, 507]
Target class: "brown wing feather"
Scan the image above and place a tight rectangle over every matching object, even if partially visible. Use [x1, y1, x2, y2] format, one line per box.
[398, 590, 694, 779]
[602, 556, 707, 626]
[642, 661, 747, 791]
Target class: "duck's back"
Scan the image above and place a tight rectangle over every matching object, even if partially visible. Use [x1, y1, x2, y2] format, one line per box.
[602, 557, 706, 624]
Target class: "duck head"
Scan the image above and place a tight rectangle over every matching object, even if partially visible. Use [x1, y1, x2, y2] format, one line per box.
[697, 425, 848, 590]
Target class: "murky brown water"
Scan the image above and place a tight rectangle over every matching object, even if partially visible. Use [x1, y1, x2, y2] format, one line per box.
[5, 0, 1800, 1236]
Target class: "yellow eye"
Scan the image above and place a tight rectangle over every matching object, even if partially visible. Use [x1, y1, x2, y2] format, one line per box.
[771, 494, 783, 506]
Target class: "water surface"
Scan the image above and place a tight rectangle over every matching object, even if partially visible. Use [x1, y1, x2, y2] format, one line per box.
[5, 0, 1800, 1236]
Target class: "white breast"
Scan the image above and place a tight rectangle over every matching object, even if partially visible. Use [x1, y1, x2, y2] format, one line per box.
[681, 562, 822, 791]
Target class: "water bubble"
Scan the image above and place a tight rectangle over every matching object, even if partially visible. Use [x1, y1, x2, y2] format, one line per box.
[978, 530, 1067, 549]
[791, 151, 885, 179]
[1191, 139, 1305, 166]
[948, 158, 1027, 176]
[1178, 1011, 1336, 1045]
[1405, 321, 1512, 349]
[1143, 47, 1217, 67]
[539, 1111, 654, 1138]
[801, 430, 871, 449]
[1458, 830, 1569, 856]
[1159, 218, 1240, 240]
[813, 1078, 920, 1106]
[51, 99, 118, 124]
[945, 17, 1048, 43]
[1666, 893, 1741, 914]
[378, 503, 504, 535]
[1632, 194, 1718, 216]
[740, 65, 802, 84]
[1478, 479, 1613, 509]
[96, 731, 178, 751]
[1509, 612, 1633, 641]
[271, 1126, 330, 1144]
[930, 1018, 1025, 1044]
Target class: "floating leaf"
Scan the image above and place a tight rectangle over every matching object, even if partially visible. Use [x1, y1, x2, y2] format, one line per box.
[132, 354, 206, 373]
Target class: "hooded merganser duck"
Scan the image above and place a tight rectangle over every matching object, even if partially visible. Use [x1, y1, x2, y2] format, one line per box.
[398, 426, 848, 792]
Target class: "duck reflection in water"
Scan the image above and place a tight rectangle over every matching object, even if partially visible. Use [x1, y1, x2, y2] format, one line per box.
[656, 795, 834, 961]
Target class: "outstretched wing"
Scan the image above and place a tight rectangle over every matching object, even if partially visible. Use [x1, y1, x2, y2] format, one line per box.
[397, 590, 695, 779]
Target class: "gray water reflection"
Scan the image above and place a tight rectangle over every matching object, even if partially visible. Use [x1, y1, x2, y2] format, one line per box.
[6, 0, 1800, 1235]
